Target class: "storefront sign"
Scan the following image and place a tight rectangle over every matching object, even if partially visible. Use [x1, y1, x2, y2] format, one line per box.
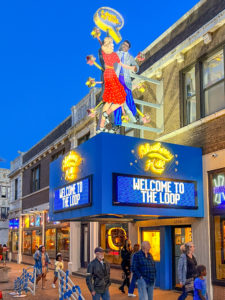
[212, 173, 225, 206]
[113, 174, 197, 208]
[93, 7, 124, 43]
[54, 176, 91, 212]
[9, 218, 19, 229]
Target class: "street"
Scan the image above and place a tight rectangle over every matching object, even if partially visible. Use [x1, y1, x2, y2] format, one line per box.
[0, 263, 192, 300]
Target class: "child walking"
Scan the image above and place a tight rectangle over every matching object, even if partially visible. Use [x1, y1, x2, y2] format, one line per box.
[194, 265, 208, 300]
[52, 253, 64, 288]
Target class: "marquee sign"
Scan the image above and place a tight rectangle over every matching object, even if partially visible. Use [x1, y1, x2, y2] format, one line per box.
[93, 7, 124, 43]
[113, 174, 197, 209]
[54, 176, 91, 212]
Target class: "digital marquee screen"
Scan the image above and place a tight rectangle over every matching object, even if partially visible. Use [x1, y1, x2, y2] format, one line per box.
[212, 172, 225, 207]
[113, 174, 197, 209]
[54, 176, 91, 212]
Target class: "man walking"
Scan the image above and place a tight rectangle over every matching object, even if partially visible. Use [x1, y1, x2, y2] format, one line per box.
[131, 241, 156, 300]
[86, 247, 111, 300]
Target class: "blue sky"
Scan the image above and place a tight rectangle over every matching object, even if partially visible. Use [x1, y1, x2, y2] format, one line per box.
[0, 0, 199, 169]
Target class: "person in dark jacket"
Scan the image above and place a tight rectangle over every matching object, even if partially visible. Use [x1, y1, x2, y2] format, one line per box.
[119, 239, 132, 294]
[132, 241, 156, 300]
[86, 247, 111, 300]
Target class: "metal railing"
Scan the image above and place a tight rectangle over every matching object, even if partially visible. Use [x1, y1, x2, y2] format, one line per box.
[58, 270, 85, 300]
[10, 267, 36, 297]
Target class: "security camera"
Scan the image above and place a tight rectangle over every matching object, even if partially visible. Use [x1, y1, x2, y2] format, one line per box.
[212, 153, 218, 158]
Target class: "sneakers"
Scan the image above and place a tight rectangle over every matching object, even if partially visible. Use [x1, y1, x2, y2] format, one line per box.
[109, 125, 121, 134]
[128, 293, 136, 297]
[102, 112, 110, 124]
[52, 283, 56, 289]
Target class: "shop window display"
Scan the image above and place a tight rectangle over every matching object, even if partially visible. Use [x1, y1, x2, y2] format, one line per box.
[12, 232, 19, 253]
[23, 231, 32, 255]
[214, 216, 225, 280]
[101, 223, 128, 265]
[31, 230, 42, 254]
[46, 228, 56, 258]
[57, 227, 70, 259]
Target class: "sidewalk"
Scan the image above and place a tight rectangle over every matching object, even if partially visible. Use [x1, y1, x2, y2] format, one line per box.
[0, 262, 192, 300]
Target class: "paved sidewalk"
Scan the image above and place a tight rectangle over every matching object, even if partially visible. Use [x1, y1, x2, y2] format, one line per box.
[0, 262, 192, 300]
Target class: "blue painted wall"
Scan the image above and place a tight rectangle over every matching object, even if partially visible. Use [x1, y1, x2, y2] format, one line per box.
[49, 133, 204, 221]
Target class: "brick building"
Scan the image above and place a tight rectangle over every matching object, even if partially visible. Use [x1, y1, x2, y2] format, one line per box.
[133, 0, 225, 298]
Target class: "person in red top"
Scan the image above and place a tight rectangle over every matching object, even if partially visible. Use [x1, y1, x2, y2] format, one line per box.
[99, 37, 137, 131]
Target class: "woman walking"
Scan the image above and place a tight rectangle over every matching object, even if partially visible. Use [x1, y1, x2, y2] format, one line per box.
[119, 239, 133, 294]
[178, 242, 197, 300]
[128, 243, 140, 297]
[34, 245, 50, 289]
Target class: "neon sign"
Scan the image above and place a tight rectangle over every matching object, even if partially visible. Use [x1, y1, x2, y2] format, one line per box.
[107, 227, 127, 251]
[113, 174, 197, 208]
[138, 142, 174, 175]
[62, 151, 82, 182]
[9, 219, 19, 229]
[54, 177, 91, 212]
[93, 7, 124, 43]
[213, 174, 225, 206]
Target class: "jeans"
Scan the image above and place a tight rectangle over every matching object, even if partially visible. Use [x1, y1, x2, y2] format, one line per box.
[92, 288, 110, 300]
[128, 273, 137, 294]
[137, 278, 154, 300]
[177, 286, 188, 300]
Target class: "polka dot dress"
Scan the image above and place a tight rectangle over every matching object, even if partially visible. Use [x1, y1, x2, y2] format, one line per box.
[102, 51, 126, 105]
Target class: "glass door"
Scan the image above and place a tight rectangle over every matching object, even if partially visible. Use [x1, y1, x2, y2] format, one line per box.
[173, 226, 192, 289]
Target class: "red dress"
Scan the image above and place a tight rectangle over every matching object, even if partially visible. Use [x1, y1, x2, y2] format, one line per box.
[102, 51, 126, 104]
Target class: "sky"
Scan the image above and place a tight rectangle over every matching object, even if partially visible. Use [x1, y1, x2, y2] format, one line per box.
[0, 0, 200, 169]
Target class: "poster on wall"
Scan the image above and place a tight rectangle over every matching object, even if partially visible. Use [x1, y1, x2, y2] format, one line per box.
[113, 174, 197, 209]
[53, 176, 92, 212]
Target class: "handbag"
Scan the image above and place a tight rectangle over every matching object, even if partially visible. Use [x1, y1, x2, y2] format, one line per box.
[184, 277, 194, 293]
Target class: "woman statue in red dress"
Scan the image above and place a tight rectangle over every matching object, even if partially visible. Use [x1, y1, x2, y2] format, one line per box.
[99, 37, 137, 131]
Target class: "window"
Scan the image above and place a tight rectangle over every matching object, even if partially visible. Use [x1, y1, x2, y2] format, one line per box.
[15, 178, 18, 200]
[203, 50, 224, 116]
[31, 230, 42, 254]
[78, 132, 90, 146]
[184, 66, 196, 124]
[1, 207, 9, 219]
[1, 186, 7, 198]
[12, 232, 19, 253]
[57, 227, 70, 259]
[51, 149, 65, 162]
[45, 228, 56, 258]
[23, 231, 32, 255]
[31, 166, 40, 192]
[100, 223, 128, 265]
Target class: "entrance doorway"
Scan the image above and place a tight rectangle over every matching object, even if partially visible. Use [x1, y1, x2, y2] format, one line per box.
[80, 223, 90, 268]
[172, 226, 192, 289]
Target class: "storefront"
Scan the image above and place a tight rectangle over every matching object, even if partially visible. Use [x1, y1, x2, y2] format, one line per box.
[209, 168, 225, 284]
[49, 133, 204, 290]
[21, 212, 70, 264]
[8, 218, 19, 261]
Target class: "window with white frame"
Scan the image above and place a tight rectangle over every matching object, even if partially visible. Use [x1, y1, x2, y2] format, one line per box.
[203, 50, 225, 116]
[32, 166, 40, 192]
[184, 66, 196, 124]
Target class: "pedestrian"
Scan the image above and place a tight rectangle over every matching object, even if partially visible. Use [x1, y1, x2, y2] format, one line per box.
[194, 265, 208, 300]
[128, 243, 140, 297]
[131, 241, 156, 300]
[52, 253, 64, 288]
[119, 239, 132, 294]
[178, 242, 197, 300]
[2, 244, 8, 266]
[86, 247, 111, 300]
[33, 245, 50, 289]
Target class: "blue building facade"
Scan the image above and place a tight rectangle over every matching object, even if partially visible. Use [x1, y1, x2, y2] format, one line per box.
[49, 133, 203, 290]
